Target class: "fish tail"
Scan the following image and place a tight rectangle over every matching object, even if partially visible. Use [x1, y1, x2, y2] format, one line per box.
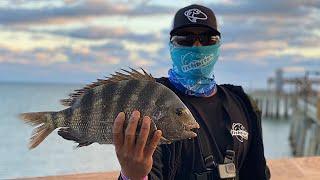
[19, 112, 55, 149]
[19, 112, 50, 126]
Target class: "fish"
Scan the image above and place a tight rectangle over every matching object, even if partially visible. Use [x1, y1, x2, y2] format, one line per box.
[19, 68, 200, 149]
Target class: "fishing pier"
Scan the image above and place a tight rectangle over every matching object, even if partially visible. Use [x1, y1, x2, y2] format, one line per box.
[251, 69, 320, 157]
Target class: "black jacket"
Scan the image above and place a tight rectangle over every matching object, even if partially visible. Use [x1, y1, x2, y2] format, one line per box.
[119, 78, 270, 180]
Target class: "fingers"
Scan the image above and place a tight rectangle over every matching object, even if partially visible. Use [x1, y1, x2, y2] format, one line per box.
[144, 130, 162, 158]
[113, 112, 125, 149]
[114, 110, 160, 161]
[135, 116, 151, 155]
[124, 110, 140, 148]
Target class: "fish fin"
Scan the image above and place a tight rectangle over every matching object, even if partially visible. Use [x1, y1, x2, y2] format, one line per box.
[19, 112, 51, 126]
[60, 67, 154, 107]
[19, 112, 55, 149]
[29, 124, 54, 149]
[58, 128, 93, 147]
[77, 141, 94, 147]
[160, 136, 171, 144]
[72, 141, 94, 149]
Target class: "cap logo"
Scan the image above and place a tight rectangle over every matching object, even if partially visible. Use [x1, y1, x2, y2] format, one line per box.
[184, 8, 208, 23]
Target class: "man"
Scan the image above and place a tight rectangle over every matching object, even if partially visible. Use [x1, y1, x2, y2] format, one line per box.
[113, 4, 270, 180]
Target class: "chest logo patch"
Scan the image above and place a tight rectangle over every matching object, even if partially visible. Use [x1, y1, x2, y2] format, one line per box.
[230, 123, 249, 142]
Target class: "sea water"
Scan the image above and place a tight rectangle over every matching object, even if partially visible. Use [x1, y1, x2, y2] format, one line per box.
[0, 82, 291, 179]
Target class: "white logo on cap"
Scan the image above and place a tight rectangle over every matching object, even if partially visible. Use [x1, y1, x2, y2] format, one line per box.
[184, 8, 208, 23]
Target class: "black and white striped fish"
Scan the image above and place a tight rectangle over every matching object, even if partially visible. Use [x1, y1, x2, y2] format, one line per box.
[19, 68, 199, 149]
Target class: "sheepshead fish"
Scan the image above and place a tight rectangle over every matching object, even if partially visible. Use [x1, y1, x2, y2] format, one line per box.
[19, 68, 200, 149]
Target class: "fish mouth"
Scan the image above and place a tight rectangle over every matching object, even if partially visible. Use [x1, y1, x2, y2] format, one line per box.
[182, 130, 197, 138]
[184, 122, 200, 131]
[182, 122, 200, 138]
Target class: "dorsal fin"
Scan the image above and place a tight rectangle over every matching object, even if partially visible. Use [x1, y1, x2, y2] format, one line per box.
[60, 68, 154, 107]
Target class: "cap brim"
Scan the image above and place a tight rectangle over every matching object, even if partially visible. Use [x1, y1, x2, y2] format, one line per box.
[170, 24, 221, 36]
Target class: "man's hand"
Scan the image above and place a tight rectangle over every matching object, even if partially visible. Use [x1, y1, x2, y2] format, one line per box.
[113, 111, 162, 180]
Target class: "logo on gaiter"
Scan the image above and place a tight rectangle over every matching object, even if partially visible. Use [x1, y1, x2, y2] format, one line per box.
[181, 53, 214, 73]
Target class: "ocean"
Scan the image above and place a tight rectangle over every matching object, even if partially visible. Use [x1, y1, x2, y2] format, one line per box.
[0, 82, 292, 179]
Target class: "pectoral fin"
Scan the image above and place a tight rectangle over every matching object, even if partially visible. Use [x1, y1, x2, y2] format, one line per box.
[58, 127, 94, 147]
[160, 136, 171, 144]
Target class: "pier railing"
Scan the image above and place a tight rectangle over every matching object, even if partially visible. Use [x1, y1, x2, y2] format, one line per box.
[250, 91, 320, 157]
[289, 94, 320, 156]
[250, 91, 291, 119]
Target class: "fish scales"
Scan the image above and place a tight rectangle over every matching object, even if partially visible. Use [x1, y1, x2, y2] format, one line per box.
[78, 81, 120, 144]
[125, 81, 163, 141]
[99, 83, 121, 144]
[154, 88, 176, 137]
[109, 80, 157, 142]
[64, 80, 144, 144]
[81, 84, 94, 139]
[50, 113, 58, 128]
[113, 81, 147, 135]
[62, 108, 72, 128]
[86, 86, 100, 142]
[100, 80, 120, 123]
[100, 81, 150, 143]
[65, 82, 115, 141]
[81, 80, 163, 143]
[19, 68, 200, 149]
[97, 82, 129, 143]
[136, 81, 160, 111]
[114, 80, 143, 119]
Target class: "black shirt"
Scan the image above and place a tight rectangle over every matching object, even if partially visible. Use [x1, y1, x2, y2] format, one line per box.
[187, 87, 228, 158]
[159, 79, 251, 178]
[118, 77, 269, 180]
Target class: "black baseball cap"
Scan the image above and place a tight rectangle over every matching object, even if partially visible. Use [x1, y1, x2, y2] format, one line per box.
[170, 4, 220, 36]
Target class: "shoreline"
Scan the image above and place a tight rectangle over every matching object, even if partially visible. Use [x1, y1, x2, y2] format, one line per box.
[16, 156, 320, 180]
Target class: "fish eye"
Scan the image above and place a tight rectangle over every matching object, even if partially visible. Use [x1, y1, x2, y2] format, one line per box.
[176, 108, 183, 116]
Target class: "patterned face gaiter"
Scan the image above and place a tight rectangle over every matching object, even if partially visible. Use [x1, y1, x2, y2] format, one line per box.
[168, 41, 221, 97]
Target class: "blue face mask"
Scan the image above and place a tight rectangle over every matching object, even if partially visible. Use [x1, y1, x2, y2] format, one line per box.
[168, 41, 221, 97]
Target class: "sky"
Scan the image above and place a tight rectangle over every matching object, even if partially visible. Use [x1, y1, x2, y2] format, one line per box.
[0, 0, 319, 89]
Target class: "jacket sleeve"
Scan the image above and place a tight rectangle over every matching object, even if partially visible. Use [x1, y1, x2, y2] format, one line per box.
[118, 143, 180, 180]
[148, 146, 166, 180]
[238, 96, 271, 180]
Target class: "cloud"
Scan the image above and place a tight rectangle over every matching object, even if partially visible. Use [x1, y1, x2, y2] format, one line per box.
[0, 1, 130, 25]
[204, 1, 320, 66]
[0, 36, 168, 74]
[282, 66, 305, 73]
[0, 0, 174, 27]
[0, 29, 115, 53]
[276, 46, 320, 59]
[210, 1, 320, 50]
[0, 0, 319, 86]
[0, 45, 69, 65]
[212, 0, 317, 18]
[45, 26, 162, 43]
